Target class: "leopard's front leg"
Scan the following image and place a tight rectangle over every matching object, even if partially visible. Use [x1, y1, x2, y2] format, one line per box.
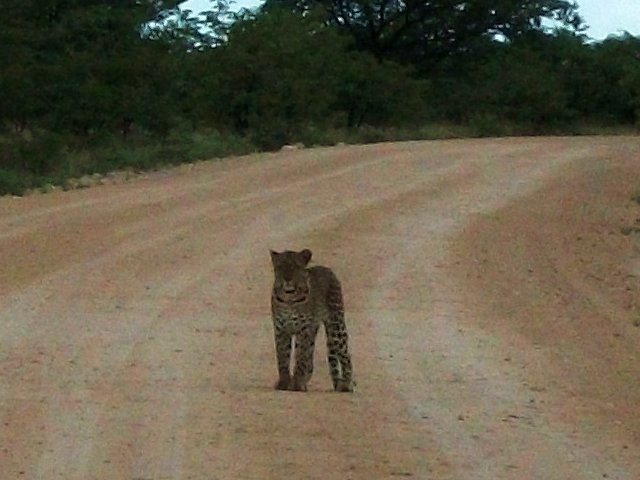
[291, 324, 320, 391]
[274, 328, 292, 390]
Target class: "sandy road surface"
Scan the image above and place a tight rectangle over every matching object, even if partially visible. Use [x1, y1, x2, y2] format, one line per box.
[1, 137, 639, 479]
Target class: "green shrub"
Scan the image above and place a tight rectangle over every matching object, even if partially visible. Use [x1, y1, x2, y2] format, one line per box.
[187, 130, 255, 159]
[0, 168, 33, 196]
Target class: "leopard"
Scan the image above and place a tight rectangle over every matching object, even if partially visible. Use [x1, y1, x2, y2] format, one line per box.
[269, 248, 354, 392]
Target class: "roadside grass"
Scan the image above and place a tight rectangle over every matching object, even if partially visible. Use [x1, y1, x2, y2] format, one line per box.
[566, 123, 640, 136]
[0, 122, 637, 197]
[0, 129, 257, 196]
[0, 168, 33, 197]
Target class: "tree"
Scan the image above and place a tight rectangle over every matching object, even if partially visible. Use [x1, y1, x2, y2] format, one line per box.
[210, 9, 352, 145]
[587, 34, 640, 124]
[0, 0, 185, 135]
[195, 8, 426, 147]
[263, 0, 583, 68]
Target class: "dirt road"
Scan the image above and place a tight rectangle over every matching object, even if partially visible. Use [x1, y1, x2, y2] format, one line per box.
[1, 137, 639, 479]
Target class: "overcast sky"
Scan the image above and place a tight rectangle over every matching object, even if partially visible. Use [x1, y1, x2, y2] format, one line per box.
[181, 0, 640, 40]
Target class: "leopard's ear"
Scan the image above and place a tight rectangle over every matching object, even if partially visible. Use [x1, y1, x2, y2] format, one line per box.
[298, 249, 312, 266]
[270, 249, 280, 265]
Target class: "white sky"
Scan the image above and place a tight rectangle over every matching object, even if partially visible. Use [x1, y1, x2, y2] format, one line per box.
[578, 0, 640, 38]
[181, 0, 640, 40]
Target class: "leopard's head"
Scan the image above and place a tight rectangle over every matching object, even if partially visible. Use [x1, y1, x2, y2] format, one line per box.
[270, 249, 312, 305]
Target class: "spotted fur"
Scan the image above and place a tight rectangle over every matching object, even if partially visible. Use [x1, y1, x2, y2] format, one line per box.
[270, 249, 354, 392]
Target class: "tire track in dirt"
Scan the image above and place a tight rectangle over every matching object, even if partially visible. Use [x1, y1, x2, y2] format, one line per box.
[1, 142, 465, 479]
[300, 138, 637, 479]
[448, 152, 640, 478]
[2, 137, 639, 479]
[98, 148, 473, 480]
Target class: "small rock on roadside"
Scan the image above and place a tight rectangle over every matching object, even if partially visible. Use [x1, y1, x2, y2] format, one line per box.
[63, 178, 80, 191]
[281, 143, 305, 151]
[77, 175, 94, 188]
[40, 183, 57, 193]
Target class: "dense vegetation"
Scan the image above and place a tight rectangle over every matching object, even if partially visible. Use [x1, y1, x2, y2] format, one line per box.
[1, 0, 639, 195]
